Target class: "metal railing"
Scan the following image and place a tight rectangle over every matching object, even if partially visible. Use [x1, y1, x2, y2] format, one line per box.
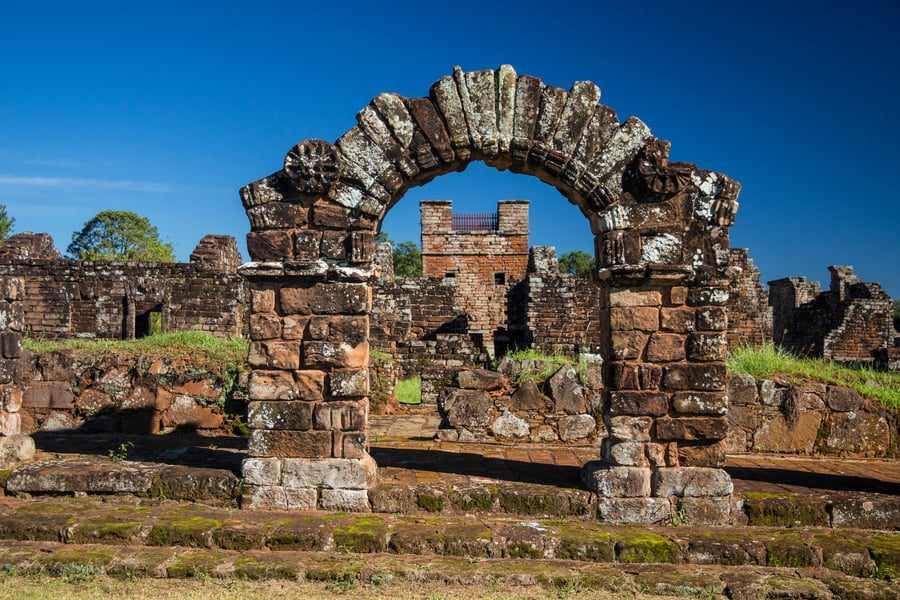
[451, 212, 498, 231]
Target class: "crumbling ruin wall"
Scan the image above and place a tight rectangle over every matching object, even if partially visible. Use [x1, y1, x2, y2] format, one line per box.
[520, 247, 604, 356]
[726, 249, 772, 348]
[0, 234, 249, 340]
[0, 275, 35, 469]
[769, 266, 895, 362]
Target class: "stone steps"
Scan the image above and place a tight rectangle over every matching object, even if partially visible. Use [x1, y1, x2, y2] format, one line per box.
[0, 541, 897, 599]
[0, 496, 896, 583]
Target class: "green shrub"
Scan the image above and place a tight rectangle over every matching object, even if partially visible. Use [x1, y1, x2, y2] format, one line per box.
[395, 377, 421, 404]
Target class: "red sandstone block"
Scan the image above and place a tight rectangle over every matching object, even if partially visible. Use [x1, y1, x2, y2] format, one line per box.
[302, 341, 368, 369]
[249, 313, 283, 341]
[313, 400, 367, 431]
[246, 230, 293, 262]
[654, 416, 729, 441]
[248, 341, 301, 370]
[246, 202, 308, 231]
[248, 400, 314, 430]
[610, 331, 648, 360]
[22, 381, 73, 409]
[646, 333, 686, 362]
[293, 230, 322, 259]
[608, 391, 667, 416]
[248, 429, 332, 458]
[311, 200, 351, 229]
[660, 308, 695, 333]
[250, 287, 276, 313]
[662, 363, 727, 391]
[321, 231, 349, 261]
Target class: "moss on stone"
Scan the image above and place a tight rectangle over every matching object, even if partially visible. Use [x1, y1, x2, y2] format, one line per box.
[506, 542, 542, 559]
[72, 519, 143, 544]
[416, 493, 444, 513]
[332, 515, 388, 553]
[265, 517, 324, 551]
[743, 495, 830, 527]
[765, 534, 819, 568]
[867, 533, 900, 579]
[449, 491, 493, 512]
[38, 548, 115, 571]
[497, 490, 564, 516]
[166, 551, 227, 578]
[232, 555, 298, 580]
[439, 521, 494, 558]
[635, 570, 722, 596]
[148, 515, 222, 547]
[614, 531, 680, 564]
[0, 469, 12, 488]
[303, 557, 364, 583]
[544, 520, 614, 562]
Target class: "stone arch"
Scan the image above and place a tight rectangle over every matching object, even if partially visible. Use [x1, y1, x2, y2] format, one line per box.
[239, 65, 742, 522]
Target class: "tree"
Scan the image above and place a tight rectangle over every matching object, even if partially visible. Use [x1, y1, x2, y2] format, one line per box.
[558, 250, 596, 278]
[393, 240, 422, 277]
[0, 205, 14, 242]
[376, 231, 422, 277]
[67, 210, 175, 261]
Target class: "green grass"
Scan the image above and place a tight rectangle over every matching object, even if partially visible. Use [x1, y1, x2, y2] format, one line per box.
[395, 377, 421, 404]
[23, 331, 249, 379]
[728, 344, 900, 410]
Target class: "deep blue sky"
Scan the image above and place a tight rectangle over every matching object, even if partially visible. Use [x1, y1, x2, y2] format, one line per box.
[1, 1, 898, 296]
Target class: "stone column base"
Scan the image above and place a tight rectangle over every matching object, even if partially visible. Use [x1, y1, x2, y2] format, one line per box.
[241, 455, 377, 511]
[582, 462, 739, 525]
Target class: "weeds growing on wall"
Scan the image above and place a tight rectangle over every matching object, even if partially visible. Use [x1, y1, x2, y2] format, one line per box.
[23, 331, 248, 380]
[728, 344, 900, 410]
[496, 349, 590, 383]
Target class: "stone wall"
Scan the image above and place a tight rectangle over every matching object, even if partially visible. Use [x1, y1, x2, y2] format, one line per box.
[727, 374, 897, 458]
[0, 233, 248, 340]
[726, 249, 772, 348]
[769, 266, 895, 362]
[15, 350, 247, 436]
[436, 362, 603, 445]
[0, 276, 35, 469]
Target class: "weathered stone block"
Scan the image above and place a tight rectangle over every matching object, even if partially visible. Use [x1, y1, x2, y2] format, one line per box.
[23, 381, 73, 409]
[0, 410, 21, 436]
[293, 230, 322, 259]
[726, 374, 758, 405]
[581, 462, 651, 497]
[678, 497, 739, 525]
[250, 287, 276, 313]
[826, 386, 865, 412]
[0, 434, 35, 469]
[246, 230, 292, 262]
[759, 380, 785, 407]
[248, 342, 301, 370]
[241, 485, 288, 510]
[248, 370, 317, 401]
[246, 202, 308, 230]
[284, 487, 318, 510]
[334, 431, 367, 459]
[319, 488, 370, 511]
[607, 441, 649, 467]
[442, 389, 492, 429]
[248, 429, 332, 458]
[695, 306, 727, 331]
[827, 411, 890, 455]
[646, 333, 685, 362]
[0, 332, 22, 359]
[281, 315, 309, 340]
[610, 307, 659, 331]
[491, 409, 529, 439]
[282, 456, 376, 490]
[660, 308, 695, 333]
[651, 467, 733, 497]
[303, 341, 368, 369]
[329, 369, 369, 397]
[313, 400, 367, 431]
[609, 289, 662, 307]
[608, 391, 667, 416]
[677, 440, 727, 467]
[752, 412, 822, 454]
[687, 333, 728, 361]
[249, 314, 282, 341]
[248, 401, 314, 431]
[662, 363, 727, 391]
[548, 364, 586, 414]
[672, 392, 727, 415]
[458, 369, 508, 390]
[320, 231, 348, 260]
[607, 416, 653, 442]
[610, 331, 648, 360]
[510, 379, 549, 410]
[596, 497, 672, 524]
[558, 414, 596, 441]
[242, 457, 283, 486]
[655, 417, 729, 441]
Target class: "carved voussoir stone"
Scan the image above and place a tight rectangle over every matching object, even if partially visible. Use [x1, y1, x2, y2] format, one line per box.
[283, 139, 341, 196]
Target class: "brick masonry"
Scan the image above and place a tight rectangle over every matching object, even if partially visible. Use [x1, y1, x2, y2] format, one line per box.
[0, 234, 247, 340]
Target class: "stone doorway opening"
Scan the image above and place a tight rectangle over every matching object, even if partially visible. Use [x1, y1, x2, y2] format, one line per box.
[238, 65, 741, 522]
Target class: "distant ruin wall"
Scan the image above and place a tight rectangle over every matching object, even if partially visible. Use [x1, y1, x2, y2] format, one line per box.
[769, 266, 895, 362]
[726, 249, 772, 348]
[0, 234, 248, 340]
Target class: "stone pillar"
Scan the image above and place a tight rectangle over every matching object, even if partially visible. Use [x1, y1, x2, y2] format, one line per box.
[240, 265, 377, 511]
[0, 276, 35, 470]
[582, 268, 734, 524]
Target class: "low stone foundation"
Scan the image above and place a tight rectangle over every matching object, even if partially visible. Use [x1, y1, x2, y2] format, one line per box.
[726, 374, 897, 457]
[434, 362, 603, 444]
